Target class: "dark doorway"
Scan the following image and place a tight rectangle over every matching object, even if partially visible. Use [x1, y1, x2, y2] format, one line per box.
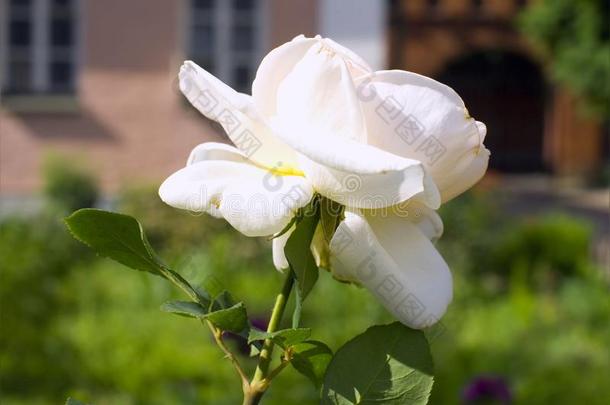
[437, 50, 547, 172]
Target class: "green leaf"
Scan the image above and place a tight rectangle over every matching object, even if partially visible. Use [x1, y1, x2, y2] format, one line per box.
[162, 299, 248, 334]
[319, 197, 344, 244]
[291, 340, 333, 389]
[285, 201, 320, 302]
[210, 290, 237, 311]
[269, 215, 297, 240]
[247, 327, 311, 348]
[205, 302, 248, 333]
[321, 322, 434, 405]
[202, 274, 225, 299]
[210, 291, 256, 343]
[249, 345, 261, 357]
[292, 285, 303, 328]
[65, 209, 164, 276]
[162, 301, 250, 338]
[161, 300, 207, 318]
[314, 197, 344, 270]
[65, 209, 200, 302]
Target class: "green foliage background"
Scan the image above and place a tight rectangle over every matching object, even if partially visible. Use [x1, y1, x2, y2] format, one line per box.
[2, 2, 609, 403]
[519, 0, 610, 117]
[1, 163, 609, 405]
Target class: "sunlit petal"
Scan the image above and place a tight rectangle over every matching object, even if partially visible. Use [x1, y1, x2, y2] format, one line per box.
[329, 210, 452, 329]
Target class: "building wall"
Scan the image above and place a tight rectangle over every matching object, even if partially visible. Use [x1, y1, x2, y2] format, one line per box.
[392, 0, 531, 76]
[391, 0, 603, 176]
[0, 0, 319, 195]
[318, 0, 387, 70]
[4, 0, 598, 196]
[1, 0, 400, 195]
[1, 0, 218, 194]
[269, 0, 318, 46]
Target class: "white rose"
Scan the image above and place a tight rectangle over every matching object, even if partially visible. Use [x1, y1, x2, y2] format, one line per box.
[159, 35, 489, 329]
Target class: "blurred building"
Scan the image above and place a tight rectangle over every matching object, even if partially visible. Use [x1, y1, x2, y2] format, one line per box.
[391, 0, 606, 176]
[0, 0, 386, 193]
[0, 0, 605, 195]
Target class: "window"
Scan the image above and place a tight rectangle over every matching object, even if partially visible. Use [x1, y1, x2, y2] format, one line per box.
[0, 0, 79, 95]
[188, 0, 265, 93]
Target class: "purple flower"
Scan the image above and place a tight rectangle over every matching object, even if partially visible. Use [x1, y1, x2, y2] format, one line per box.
[222, 317, 268, 356]
[462, 375, 512, 404]
[250, 317, 269, 331]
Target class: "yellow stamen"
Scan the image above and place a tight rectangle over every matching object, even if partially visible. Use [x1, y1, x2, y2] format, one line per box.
[265, 165, 305, 177]
[250, 159, 305, 177]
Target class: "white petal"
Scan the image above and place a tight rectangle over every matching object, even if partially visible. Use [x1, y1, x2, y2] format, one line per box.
[159, 148, 313, 237]
[252, 35, 372, 117]
[272, 226, 293, 271]
[178, 61, 298, 168]
[321, 37, 373, 77]
[294, 150, 440, 209]
[436, 130, 490, 203]
[329, 210, 452, 329]
[252, 35, 318, 117]
[270, 44, 439, 209]
[357, 70, 489, 201]
[414, 209, 444, 242]
[275, 41, 368, 143]
[187, 142, 250, 165]
[271, 223, 329, 272]
[389, 200, 444, 242]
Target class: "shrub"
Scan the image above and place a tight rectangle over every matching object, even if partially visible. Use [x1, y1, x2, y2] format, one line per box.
[43, 156, 99, 212]
[490, 214, 594, 288]
[0, 214, 93, 397]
